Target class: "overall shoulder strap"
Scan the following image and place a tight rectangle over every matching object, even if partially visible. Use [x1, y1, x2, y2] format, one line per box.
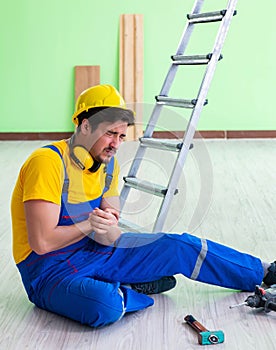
[103, 156, 115, 195]
[42, 144, 63, 158]
[42, 144, 69, 192]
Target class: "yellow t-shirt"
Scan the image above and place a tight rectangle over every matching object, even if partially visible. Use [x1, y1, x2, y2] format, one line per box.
[11, 140, 120, 264]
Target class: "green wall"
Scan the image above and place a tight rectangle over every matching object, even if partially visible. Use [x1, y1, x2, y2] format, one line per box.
[1, 0, 275, 133]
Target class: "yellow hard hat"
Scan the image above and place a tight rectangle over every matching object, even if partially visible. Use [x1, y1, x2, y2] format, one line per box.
[72, 84, 129, 125]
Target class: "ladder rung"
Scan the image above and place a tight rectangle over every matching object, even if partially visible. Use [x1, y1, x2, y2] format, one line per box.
[140, 137, 183, 152]
[119, 218, 143, 233]
[187, 9, 237, 24]
[172, 53, 223, 65]
[123, 176, 174, 197]
[156, 96, 208, 108]
[140, 137, 194, 152]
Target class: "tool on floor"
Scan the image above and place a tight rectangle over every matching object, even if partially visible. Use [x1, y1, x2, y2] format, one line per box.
[119, 0, 238, 233]
[184, 314, 224, 345]
[229, 285, 276, 312]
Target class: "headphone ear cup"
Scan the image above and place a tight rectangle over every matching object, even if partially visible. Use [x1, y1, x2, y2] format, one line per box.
[71, 145, 94, 170]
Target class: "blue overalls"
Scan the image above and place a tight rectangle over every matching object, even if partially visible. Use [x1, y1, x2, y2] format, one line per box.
[17, 146, 264, 328]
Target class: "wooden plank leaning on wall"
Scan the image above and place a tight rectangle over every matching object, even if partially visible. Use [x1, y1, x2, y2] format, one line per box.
[75, 65, 100, 102]
[120, 14, 144, 141]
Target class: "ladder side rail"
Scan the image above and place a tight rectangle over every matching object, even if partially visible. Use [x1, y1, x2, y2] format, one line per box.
[175, 0, 205, 56]
[143, 28, 193, 138]
[119, 144, 147, 209]
[142, 104, 163, 138]
[121, 0, 206, 206]
[159, 0, 205, 96]
[158, 24, 193, 98]
[143, 0, 205, 137]
[142, 23, 195, 137]
[119, 185, 131, 211]
[189, 0, 205, 16]
[153, 142, 191, 232]
[153, 0, 238, 231]
[183, 0, 238, 149]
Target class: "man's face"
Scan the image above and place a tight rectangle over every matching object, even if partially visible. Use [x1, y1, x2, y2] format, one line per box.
[89, 120, 128, 164]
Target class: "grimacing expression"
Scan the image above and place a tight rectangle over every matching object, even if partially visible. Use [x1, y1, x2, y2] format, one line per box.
[89, 121, 128, 164]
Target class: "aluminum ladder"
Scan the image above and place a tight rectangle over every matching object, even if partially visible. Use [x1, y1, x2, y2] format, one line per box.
[119, 0, 238, 232]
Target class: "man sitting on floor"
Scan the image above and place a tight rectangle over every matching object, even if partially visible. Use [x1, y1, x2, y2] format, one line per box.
[11, 84, 276, 327]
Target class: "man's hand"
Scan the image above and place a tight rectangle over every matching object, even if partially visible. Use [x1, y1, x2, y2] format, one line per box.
[100, 196, 120, 222]
[103, 207, 119, 222]
[88, 208, 121, 245]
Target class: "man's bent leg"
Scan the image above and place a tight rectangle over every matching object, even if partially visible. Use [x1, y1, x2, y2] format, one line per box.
[36, 275, 154, 327]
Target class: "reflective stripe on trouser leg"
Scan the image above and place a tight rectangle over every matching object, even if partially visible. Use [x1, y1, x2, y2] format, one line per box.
[119, 285, 154, 313]
[190, 238, 208, 280]
[117, 288, 126, 321]
[186, 235, 264, 290]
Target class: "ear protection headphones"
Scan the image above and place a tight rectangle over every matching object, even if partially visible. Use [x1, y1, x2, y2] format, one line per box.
[69, 136, 101, 173]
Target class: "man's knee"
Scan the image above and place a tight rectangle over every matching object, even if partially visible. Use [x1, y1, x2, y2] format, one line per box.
[43, 277, 125, 328]
[83, 285, 126, 327]
[83, 301, 124, 327]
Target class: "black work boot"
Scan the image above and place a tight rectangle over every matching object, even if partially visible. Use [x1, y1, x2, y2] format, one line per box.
[263, 261, 276, 286]
[130, 276, 177, 295]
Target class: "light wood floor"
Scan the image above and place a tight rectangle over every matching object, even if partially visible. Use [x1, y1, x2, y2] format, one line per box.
[0, 139, 275, 350]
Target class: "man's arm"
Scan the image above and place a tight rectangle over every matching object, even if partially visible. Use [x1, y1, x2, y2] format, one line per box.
[24, 200, 92, 255]
[25, 199, 122, 254]
[100, 196, 120, 221]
